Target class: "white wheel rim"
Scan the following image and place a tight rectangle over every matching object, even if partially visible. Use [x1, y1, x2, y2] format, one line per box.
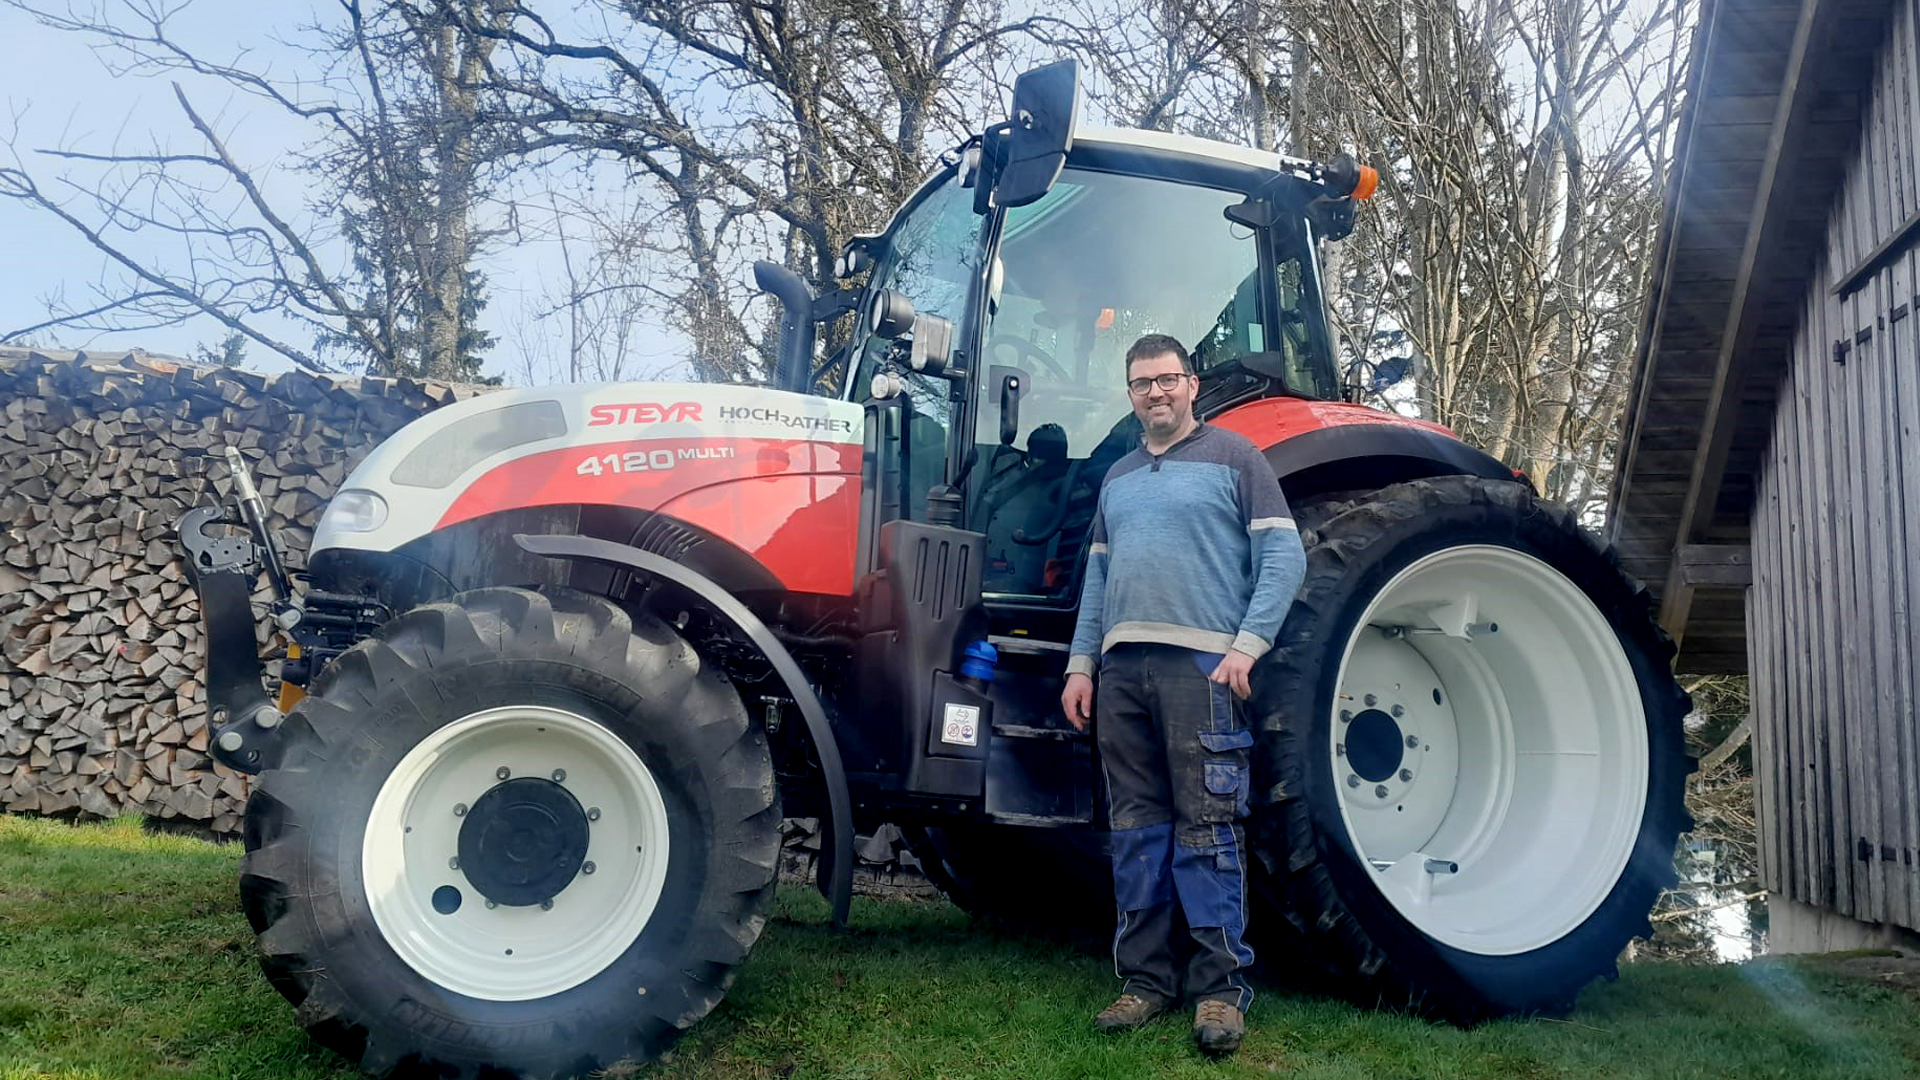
[1330, 545, 1647, 955]
[363, 705, 670, 1000]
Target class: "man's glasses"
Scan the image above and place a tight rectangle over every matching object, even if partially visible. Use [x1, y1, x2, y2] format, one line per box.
[1127, 373, 1193, 396]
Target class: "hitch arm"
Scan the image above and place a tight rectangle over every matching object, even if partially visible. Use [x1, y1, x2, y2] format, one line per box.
[179, 503, 286, 774]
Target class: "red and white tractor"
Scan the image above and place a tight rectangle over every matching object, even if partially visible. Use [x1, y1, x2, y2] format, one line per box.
[180, 59, 1690, 1079]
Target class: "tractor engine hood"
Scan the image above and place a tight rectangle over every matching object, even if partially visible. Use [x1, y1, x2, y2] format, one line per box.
[312, 382, 866, 565]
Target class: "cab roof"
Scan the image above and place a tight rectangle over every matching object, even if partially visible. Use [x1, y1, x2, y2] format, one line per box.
[1069, 126, 1300, 195]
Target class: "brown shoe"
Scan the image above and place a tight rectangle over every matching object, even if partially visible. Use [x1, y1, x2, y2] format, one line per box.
[1093, 992, 1165, 1033]
[1193, 999, 1245, 1055]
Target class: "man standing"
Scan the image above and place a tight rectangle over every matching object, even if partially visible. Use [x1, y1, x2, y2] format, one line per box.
[1060, 333, 1306, 1055]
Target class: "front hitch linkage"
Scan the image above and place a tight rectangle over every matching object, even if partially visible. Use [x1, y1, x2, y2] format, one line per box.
[179, 448, 297, 774]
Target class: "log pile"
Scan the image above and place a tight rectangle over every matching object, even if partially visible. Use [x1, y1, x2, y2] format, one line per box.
[0, 347, 486, 834]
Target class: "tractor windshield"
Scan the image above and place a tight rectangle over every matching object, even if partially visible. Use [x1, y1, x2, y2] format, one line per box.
[969, 167, 1329, 601]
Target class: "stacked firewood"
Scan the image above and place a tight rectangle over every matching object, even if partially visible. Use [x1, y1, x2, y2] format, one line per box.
[0, 347, 484, 833]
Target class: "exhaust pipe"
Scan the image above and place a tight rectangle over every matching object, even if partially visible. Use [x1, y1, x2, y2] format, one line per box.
[753, 261, 816, 393]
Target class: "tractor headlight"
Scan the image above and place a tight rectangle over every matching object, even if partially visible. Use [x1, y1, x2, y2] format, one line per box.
[320, 489, 389, 534]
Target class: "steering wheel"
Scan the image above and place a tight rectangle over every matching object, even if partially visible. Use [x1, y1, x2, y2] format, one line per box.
[985, 333, 1074, 382]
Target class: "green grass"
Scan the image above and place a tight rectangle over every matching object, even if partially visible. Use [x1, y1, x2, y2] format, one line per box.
[3, 816, 1917, 1080]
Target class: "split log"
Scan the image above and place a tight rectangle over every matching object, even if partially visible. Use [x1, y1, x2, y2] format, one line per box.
[0, 345, 483, 832]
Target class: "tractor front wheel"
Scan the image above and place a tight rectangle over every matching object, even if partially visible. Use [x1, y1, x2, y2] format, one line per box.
[1251, 476, 1693, 1020]
[238, 587, 779, 1078]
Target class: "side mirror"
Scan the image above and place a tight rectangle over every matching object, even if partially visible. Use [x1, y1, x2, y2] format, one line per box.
[993, 58, 1079, 209]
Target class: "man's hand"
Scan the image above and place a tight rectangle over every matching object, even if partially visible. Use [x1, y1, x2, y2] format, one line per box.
[1061, 672, 1094, 730]
[1210, 649, 1257, 700]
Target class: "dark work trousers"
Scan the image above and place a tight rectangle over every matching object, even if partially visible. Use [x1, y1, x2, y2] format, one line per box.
[1095, 643, 1255, 1011]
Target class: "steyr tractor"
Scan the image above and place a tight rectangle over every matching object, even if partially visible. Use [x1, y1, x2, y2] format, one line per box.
[180, 59, 1691, 1080]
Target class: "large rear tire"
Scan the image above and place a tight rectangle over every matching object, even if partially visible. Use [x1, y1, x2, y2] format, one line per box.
[238, 586, 779, 1078]
[1250, 477, 1692, 1021]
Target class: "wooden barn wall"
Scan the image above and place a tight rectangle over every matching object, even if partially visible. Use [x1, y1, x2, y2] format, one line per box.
[1749, 0, 1920, 930]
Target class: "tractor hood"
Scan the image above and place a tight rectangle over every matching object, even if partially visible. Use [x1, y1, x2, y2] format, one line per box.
[312, 382, 866, 563]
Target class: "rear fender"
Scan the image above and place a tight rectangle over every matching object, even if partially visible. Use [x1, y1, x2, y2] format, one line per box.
[513, 533, 855, 928]
[1208, 398, 1521, 500]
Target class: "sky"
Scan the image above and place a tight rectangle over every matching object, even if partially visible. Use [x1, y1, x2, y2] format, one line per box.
[0, 0, 693, 384]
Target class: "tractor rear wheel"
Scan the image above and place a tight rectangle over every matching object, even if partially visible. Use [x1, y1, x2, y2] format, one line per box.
[1250, 476, 1692, 1020]
[238, 586, 779, 1078]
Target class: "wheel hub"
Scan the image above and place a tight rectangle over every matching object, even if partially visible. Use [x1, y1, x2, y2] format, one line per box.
[1345, 708, 1404, 782]
[457, 777, 591, 907]
[364, 705, 672, 1000]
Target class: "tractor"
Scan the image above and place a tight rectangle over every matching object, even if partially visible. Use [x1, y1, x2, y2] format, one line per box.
[179, 59, 1691, 1079]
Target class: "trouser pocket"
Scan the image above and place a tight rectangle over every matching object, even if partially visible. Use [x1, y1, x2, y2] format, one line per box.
[1197, 728, 1254, 822]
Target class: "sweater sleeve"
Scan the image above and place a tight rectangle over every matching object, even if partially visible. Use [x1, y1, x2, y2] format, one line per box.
[1066, 490, 1110, 677]
[1228, 444, 1307, 660]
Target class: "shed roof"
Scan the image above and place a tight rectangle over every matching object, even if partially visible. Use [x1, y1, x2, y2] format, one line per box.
[1606, 0, 1892, 673]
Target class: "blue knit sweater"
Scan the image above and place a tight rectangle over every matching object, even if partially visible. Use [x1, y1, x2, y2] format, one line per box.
[1066, 423, 1307, 677]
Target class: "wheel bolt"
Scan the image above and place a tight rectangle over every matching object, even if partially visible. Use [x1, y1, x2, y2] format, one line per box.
[1335, 743, 1346, 757]
[587, 807, 601, 822]
[541, 900, 553, 911]
[496, 766, 511, 780]
[1406, 735, 1420, 749]
[1399, 768, 1413, 782]
[485, 900, 497, 909]
[1346, 774, 1361, 789]
[1340, 709, 1353, 723]
[582, 861, 596, 875]
[1375, 784, 1389, 799]
[1364, 693, 1378, 707]
[552, 769, 567, 783]
[448, 857, 460, 870]
[453, 803, 468, 817]
[1391, 704, 1404, 718]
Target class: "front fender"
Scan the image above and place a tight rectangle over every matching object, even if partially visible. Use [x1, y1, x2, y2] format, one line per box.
[512, 533, 855, 928]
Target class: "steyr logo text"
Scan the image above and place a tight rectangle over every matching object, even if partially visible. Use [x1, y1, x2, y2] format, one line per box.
[587, 402, 703, 426]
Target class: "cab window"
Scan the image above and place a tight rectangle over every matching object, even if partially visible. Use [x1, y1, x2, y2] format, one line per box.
[972, 169, 1264, 600]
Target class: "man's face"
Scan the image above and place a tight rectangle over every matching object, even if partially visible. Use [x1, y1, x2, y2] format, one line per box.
[1127, 352, 1198, 438]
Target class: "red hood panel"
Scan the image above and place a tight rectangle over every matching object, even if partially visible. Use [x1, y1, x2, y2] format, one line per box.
[440, 436, 862, 595]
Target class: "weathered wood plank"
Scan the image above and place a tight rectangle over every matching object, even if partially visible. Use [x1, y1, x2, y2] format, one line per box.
[1826, 228, 1866, 921]
[1891, 0, 1920, 925]
[1866, 19, 1913, 932]
[1677, 544, 1754, 586]
[1749, 474, 1777, 895]
[1778, 302, 1812, 908]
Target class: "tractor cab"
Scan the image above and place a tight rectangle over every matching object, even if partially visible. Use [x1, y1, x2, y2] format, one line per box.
[789, 60, 1379, 822]
[838, 111, 1353, 607]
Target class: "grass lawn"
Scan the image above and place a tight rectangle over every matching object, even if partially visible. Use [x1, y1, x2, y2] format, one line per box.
[2, 816, 1916, 1080]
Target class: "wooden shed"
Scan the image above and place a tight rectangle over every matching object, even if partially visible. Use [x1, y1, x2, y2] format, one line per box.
[1609, 0, 1920, 949]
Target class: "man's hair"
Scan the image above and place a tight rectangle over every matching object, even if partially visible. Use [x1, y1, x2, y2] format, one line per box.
[1125, 333, 1192, 374]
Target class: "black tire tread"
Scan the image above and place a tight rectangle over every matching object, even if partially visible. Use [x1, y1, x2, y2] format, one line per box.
[1249, 476, 1694, 1023]
[238, 585, 778, 1079]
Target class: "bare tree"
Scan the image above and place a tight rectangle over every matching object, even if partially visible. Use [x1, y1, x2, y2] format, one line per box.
[504, 184, 684, 385]
[1074, 0, 1689, 519]
[0, 0, 513, 379]
[430, 0, 1091, 383]
[1276, 0, 1690, 513]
